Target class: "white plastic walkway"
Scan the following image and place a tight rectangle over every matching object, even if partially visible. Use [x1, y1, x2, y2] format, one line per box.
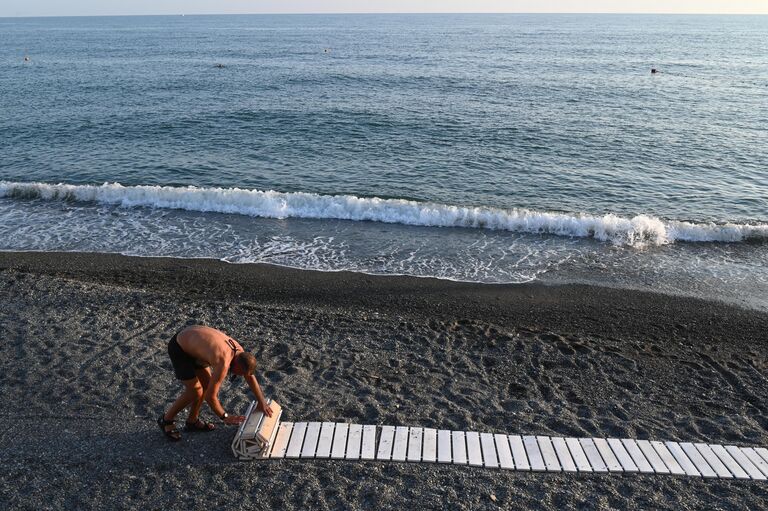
[231, 403, 768, 481]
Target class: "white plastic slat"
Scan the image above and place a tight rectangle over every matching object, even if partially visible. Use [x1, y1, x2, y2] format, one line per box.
[466, 432, 483, 467]
[565, 438, 592, 472]
[269, 422, 294, 459]
[452, 431, 468, 465]
[407, 427, 423, 462]
[376, 425, 395, 460]
[361, 425, 377, 460]
[330, 423, 349, 460]
[651, 441, 685, 475]
[741, 447, 768, 476]
[437, 430, 452, 464]
[523, 436, 546, 472]
[237, 401, 258, 441]
[638, 440, 671, 474]
[607, 438, 639, 472]
[392, 426, 409, 462]
[580, 438, 608, 473]
[300, 422, 322, 458]
[495, 434, 514, 470]
[741, 448, 768, 478]
[237, 405, 259, 446]
[710, 444, 750, 480]
[725, 446, 766, 480]
[621, 439, 654, 474]
[346, 424, 363, 460]
[594, 438, 623, 472]
[681, 443, 716, 478]
[756, 447, 768, 465]
[537, 436, 561, 472]
[480, 433, 499, 469]
[315, 422, 335, 458]
[422, 428, 437, 463]
[552, 437, 577, 473]
[665, 441, 700, 477]
[509, 435, 530, 471]
[693, 443, 732, 479]
[285, 421, 307, 459]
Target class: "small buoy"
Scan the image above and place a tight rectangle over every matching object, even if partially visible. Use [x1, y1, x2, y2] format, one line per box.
[24, 56, 30, 62]
[324, 48, 330, 53]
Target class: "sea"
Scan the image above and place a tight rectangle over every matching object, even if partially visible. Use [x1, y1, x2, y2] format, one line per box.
[1, 14, 767, 310]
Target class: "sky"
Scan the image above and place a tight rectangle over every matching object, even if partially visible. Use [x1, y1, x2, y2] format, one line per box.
[2, 0, 767, 17]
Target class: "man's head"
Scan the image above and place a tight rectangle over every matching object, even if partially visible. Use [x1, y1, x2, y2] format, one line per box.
[231, 352, 257, 377]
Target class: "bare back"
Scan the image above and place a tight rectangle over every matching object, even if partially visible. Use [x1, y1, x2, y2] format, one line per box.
[177, 325, 243, 368]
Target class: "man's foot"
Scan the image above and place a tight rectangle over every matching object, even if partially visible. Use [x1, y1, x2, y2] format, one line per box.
[185, 419, 216, 432]
[157, 415, 182, 442]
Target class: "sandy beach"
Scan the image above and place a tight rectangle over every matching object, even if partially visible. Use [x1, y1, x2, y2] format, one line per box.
[1, 251, 767, 510]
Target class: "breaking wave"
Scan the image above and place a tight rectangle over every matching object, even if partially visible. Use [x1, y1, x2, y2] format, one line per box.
[2, 181, 767, 246]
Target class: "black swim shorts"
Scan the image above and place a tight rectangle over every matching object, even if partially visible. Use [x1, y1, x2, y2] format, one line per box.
[168, 333, 202, 381]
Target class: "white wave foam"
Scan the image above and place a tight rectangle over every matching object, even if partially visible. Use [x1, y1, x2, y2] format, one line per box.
[2, 181, 766, 246]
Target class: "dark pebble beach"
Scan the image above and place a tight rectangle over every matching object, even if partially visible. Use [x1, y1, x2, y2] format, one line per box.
[1, 251, 767, 510]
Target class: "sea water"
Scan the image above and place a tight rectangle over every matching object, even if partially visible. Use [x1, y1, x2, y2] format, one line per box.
[1, 14, 766, 308]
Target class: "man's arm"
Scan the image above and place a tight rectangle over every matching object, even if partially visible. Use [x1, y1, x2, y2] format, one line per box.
[246, 374, 273, 417]
[203, 364, 229, 419]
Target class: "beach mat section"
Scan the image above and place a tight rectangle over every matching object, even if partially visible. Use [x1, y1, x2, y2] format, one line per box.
[235, 419, 768, 481]
[231, 399, 284, 460]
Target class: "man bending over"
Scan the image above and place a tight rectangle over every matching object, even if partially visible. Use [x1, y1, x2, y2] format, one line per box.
[158, 325, 274, 441]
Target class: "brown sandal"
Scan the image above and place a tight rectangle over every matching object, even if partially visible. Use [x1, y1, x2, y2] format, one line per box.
[157, 416, 182, 442]
[185, 419, 216, 432]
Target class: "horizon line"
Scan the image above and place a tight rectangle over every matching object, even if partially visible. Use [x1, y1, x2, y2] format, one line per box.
[2, 11, 768, 19]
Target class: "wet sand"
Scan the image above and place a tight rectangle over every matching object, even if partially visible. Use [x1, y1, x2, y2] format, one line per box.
[1, 251, 767, 510]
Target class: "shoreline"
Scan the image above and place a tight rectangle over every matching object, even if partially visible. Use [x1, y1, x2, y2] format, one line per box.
[2, 250, 767, 509]
[2, 250, 766, 344]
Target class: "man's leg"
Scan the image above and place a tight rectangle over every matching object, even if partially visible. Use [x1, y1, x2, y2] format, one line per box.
[187, 368, 211, 423]
[163, 377, 202, 429]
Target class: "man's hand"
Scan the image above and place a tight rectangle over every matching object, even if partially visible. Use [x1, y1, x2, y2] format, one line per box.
[257, 401, 274, 418]
[224, 415, 245, 425]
